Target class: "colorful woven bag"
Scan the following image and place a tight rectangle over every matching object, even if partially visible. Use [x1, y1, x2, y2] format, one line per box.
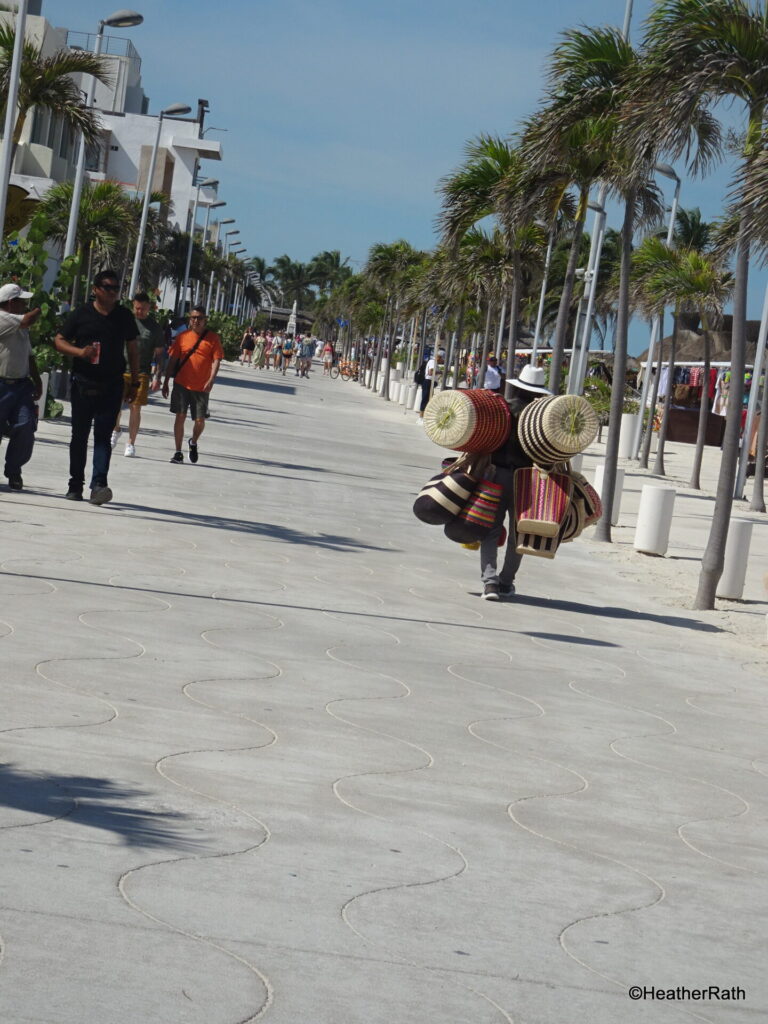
[513, 466, 573, 538]
[443, 474, 503, 543]
[570, 471, 602, 527]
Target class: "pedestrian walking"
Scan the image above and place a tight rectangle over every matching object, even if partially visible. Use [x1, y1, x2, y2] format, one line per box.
[111, 292, 165, 458]
[418, 349, 443, 421]
[54, 269, 140, 505]
[253, 332, 267, 369]
[480, 365, 550, 601]
[240, 325, 256, 365]
[0, 283, 43, 492]
[322, 340, 334, 375]
[297, 335, 314, 377]
[281, 333, 294, 375]
[272, 334, 283, 372]
[161, 306, 223, 465]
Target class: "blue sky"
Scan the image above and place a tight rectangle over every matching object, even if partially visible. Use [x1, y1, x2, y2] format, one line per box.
[44, 0, 763, 352]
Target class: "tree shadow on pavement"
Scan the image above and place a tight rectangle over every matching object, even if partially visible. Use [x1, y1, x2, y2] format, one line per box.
[514, 594, 722, 632]
[109, 502, 389, 551]
[0, 763, 204, 850]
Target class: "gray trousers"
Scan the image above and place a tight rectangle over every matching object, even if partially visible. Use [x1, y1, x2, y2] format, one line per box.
[480, 466, 522, 585]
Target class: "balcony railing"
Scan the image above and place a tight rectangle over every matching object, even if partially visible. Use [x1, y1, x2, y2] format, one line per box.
[66, 31, 141, 70]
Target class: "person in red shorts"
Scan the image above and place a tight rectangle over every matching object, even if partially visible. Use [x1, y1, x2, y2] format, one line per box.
[161, 306, 224, 464]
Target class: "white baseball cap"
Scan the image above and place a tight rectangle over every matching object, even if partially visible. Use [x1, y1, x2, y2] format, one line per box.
[0, 283, 33, 303]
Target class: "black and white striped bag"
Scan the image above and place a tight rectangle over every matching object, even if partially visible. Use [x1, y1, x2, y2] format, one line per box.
[413, 460, 478, 525]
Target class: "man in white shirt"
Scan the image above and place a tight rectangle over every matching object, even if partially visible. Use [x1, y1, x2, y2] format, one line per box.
[0, 283, 42, 491]
[483, 355, 504, 392]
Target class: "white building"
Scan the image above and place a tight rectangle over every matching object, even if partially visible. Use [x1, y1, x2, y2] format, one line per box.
[1, 2, 226, 306]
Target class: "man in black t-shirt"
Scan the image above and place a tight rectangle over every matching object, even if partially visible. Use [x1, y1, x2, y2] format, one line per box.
[54, 269, 139, 505]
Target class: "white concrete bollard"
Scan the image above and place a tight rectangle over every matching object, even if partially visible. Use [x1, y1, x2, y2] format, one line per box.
[634, 484, 676, 556]
[409, 384, 420, 411]
[569, 453, 584, 474]
[716, 520, 754, 600]
[399, 381, 408, 406]
[593, 463, 625, 526]
[618, 413, 638, 459]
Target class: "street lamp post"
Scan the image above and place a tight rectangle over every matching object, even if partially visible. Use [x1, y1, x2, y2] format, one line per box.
[0, 0, 28, 241]
[63, 9, 144, 261]
[179, 175, 218, 314]
[128, 102, 191, 298]
[567, 199, 606, 396]
[194, 199, 225, 304]
[217, 231, 238, 312]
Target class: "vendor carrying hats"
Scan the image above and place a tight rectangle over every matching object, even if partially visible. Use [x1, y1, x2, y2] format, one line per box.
[480, 364, 551, 601]
[0, 283, 43, 492]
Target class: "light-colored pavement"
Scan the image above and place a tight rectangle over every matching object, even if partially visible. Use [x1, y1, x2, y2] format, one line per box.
[0, 363, 766, 1024]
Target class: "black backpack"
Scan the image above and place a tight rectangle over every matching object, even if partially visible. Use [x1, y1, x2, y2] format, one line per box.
[414, 363, 426, 386]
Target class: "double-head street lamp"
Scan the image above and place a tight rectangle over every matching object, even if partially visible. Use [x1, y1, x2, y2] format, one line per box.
[179, 175, 218, 314]
[128, 101, 191, 298]
[63, 9, 144, 261]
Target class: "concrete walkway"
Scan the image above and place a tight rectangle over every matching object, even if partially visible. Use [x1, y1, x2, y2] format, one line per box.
[0, 363, 765, 1023]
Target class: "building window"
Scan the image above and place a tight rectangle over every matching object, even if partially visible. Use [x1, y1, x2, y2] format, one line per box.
[85, 130, 110, 173]
[30, 108, 47, 145]
[46, 114, 58, 150]
[59, 121, 71, 160]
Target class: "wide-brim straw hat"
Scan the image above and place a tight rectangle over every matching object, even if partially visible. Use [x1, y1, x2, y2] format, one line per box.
[518, 394, 599, 465]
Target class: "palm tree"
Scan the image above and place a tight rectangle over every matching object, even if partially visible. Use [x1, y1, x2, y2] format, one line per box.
[39, 179, 135, 301]
[310, 250, 353, 297]
[537, 25, 664, 542]
[271, 255, 321, 308]
[365, 239, 424, 398]
[523, 104, 613, 392]
[632, 237, 732, 484]
[639, 0, 768, 608]
[0, 24, 111, 166]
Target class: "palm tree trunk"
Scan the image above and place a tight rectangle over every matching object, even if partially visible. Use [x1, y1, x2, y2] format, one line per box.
[476, 301, 494, 389]
[370, 296, 390, 390]
[652, 312, 679, 477]
[689, 318, 712, 489]
[639, 312, 663, 470]
[549, 202, 587, 395]
[495, 298, 507, 359]
[504, 260, 522, 386]
[452, 303, 465, 391]
[594, 190, 634, 543]
[694, 215, 749, 610]
[750, 371, 768, 512]
[381, 302, 399, 400]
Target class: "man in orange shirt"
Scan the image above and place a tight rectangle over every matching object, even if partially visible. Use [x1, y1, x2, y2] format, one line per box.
[161, 306, 224, 464]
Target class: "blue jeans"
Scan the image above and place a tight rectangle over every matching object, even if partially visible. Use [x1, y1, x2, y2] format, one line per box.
[0, 378, 36, 479]
[68, 377, 123, 492]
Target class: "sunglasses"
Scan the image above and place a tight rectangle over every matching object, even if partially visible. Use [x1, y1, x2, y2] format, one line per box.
[98, 284, 120, 292]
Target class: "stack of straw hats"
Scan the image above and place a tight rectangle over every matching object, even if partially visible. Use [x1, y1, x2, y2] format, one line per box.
[423, 389, 511, 454]
[518, 394, 598, 467]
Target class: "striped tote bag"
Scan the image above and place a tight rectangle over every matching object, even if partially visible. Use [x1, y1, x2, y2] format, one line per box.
[513, 466, 573, 538]
[443, 474, 504, 543]
[413, 464, 478, 525]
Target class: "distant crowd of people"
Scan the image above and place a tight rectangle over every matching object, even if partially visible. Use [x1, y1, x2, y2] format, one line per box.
[239, 328, 319, 377]
[0, 269, 322, 506]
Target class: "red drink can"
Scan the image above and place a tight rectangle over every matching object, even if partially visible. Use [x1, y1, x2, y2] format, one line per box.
[90, 341, 101, 365]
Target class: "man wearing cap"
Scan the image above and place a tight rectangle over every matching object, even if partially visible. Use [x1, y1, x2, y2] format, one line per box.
[54, 269, 140, 505]
[480, 364, 550, 600]
[0, 284, 43, 491]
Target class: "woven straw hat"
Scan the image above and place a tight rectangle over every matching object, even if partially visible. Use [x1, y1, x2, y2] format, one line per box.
[424, 389, 511, 453]
[518, 394, 599, 466]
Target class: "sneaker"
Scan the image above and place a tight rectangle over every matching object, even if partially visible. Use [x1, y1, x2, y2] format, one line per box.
[110, 430, 121, 449]
[89, 485, 113, 506]
[7, 475, 23, 491]
[170, 451, 184, 464]
[188, 440, 199, 464]
[499, 582, 516, 598]
[482, 583, 501, 601]
[124, 443, 136, 457]
[65, 488, 83, 501]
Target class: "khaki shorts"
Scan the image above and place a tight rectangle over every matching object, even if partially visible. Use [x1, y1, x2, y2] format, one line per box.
[122, 372, 151, 406]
